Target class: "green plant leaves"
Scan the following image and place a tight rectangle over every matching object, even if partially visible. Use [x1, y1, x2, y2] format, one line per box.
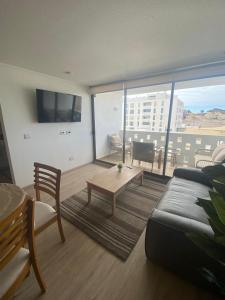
[197, 196, 225, 236]
[197, 197, 217, 218]
[210, 191, 225, 225]
[213, 179, 225, 197]
[186, 164, 225, 290]
[214, 236, 225, 247]
[209, 218, 225, 236]
[188, 233, 225, 265]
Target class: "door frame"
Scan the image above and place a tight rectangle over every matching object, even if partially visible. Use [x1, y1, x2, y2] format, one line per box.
[162, 82, 175, 175]
[90, 87, 172, 178]
[0, 104, 15, 183]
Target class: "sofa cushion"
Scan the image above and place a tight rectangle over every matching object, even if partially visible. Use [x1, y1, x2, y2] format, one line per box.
[214, 148, 225, 163]
[169, 177, 211, 197]
[212, 143, 225, 161]
[157, 177, 211, 225]
[173, 168, 212, 187]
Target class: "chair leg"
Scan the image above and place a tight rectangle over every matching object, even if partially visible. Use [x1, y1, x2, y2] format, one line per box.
[31, 257, 46, 293]
[57, 215, 66, 242]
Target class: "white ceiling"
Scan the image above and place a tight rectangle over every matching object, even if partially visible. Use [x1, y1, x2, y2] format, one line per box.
[0, 0, 225, 87]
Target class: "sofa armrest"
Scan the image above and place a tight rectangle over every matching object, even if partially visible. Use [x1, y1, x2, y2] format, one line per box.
[173, 167, 212, 187]
[149, 209, 213, 236]
[144, 209, 224, 292]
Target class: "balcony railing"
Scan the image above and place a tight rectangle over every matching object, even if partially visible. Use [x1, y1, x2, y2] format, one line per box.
[96, 130, 225, 176]
[125, 130, 225, 168]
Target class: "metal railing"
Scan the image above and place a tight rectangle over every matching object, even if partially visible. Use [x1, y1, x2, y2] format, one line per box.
[123, 130, 225, 167]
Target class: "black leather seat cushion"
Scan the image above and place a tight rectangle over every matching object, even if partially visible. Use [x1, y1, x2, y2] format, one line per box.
[158, 177, 211, 225]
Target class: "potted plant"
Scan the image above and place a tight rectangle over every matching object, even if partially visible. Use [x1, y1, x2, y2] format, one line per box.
[117, 162, 123, 172]
[187, 164, 225, 295]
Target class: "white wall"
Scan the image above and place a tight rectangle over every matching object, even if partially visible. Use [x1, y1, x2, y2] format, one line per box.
[95, 91, 123, 159]
[0, 63, 93, 187]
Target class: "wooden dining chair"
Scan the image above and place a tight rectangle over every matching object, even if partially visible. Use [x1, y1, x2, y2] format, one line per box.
[0, 196, 46, 300]
[33, 162, 65, 242]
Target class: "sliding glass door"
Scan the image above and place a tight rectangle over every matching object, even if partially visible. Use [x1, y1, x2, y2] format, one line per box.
[126, 84, 172, 175]
[94, 90, 125, 165]
[92, 75, 225, 177]
[165, 76, 225, 176]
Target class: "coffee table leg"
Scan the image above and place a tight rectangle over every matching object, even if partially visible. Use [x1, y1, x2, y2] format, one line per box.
[87, 184, 91, 204]
[112, 195, 116, 216]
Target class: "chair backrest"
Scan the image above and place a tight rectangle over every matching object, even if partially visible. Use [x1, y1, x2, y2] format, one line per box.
[0, 196, 33, 271]
[213, 148, 225, 163]
[212, 143, 225, 161]
[109, 134, 122, 146]
[34, 162, 61, 203]
[132, 141, 155, 163]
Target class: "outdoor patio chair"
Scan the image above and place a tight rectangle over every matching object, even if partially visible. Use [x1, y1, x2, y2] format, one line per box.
[132, 141, 155, 171]
[194, 143, 225, 168]
[108, 134, 130, 154]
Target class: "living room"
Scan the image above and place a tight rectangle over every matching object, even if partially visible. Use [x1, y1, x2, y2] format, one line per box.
[0, 1, 225, 300]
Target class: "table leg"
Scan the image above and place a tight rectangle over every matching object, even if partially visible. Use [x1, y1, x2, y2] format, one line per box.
[140, 172, 144, 185]
[87, 184, 91, 204]
[112, 195, 116, 216]
[158, 149, 162, 169]
[171, 153, 176, 167]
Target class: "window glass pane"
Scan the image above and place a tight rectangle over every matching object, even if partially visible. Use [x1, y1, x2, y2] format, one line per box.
[165, 76, 225, 175]
[95, 90, 125, 164]
[126, 84, 172, 175]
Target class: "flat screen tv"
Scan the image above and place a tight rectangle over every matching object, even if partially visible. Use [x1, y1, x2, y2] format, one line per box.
[36, 89, 82, 123]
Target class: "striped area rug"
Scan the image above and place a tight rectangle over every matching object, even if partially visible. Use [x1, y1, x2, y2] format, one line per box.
[60, 178, 167, 261]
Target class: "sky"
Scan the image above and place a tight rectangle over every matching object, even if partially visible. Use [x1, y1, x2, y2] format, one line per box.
[175, 85, 225, 113]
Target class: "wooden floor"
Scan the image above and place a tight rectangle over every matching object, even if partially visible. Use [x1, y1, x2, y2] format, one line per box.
[15, 163, 220, 300]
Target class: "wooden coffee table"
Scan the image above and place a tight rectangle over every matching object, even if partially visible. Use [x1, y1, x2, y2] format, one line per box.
[86, 166, 143, 215]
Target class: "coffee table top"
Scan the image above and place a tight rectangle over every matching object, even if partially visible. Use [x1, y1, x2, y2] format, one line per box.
[87, 166, 143, 194]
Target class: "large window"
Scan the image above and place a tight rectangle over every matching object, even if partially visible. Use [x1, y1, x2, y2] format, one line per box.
[92, 75, 225, 177]
[165, 76, 225, 176]
[125, 84, 172, 175]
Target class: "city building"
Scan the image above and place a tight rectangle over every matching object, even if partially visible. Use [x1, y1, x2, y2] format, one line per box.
[126, 92, 184, 132]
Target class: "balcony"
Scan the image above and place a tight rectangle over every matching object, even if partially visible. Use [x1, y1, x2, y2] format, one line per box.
[97, 130, 225, 177]
[95, 79, 225, 176]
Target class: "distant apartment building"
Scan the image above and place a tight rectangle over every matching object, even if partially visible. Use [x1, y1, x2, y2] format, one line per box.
[126, 92, 184, 132]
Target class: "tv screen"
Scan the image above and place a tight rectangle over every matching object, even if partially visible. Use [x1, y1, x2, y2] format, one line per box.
[36, 89, 82, 123]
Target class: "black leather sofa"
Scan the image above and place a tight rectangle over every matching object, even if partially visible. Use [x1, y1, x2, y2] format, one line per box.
[145, 167, 225, 293]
